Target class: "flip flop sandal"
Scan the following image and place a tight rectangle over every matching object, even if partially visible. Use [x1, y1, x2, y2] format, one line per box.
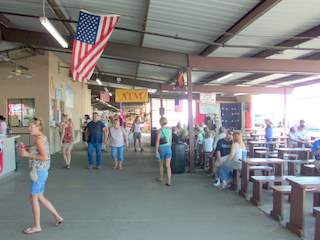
[55, 219, 64, 226]
[165, 183, 171, 186]
[23, 227, 42, 234]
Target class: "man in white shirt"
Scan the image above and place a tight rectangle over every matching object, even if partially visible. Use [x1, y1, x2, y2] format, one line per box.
[296, 120, 309, 147]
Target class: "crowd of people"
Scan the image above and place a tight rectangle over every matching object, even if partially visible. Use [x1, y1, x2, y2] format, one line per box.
[11, 110, 320, 234]
[261, 119, 312, 148]
[171, 120, 247, 190]
[17, 112, 158, 234]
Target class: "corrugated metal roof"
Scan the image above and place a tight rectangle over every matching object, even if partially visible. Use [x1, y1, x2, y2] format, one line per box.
[0, 0, 146, 45]
[192, 71, 216, 83]
[137, 64, 176, 82]
[58, 0, 146, 45]
[209, 0, 320, 57]
[143, 0, 260, 53]
[0, 0, 69, 34]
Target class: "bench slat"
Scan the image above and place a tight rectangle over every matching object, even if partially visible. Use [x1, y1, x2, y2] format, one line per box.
[251, 176, 291, 182]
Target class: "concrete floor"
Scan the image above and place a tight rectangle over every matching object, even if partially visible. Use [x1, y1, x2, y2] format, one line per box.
[0, 144, 300, 240]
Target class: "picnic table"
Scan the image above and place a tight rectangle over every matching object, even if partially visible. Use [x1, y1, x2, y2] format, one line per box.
[286, 176, 320, 237]
[239, 158, 284, 197]
[248, 141, 271, 158]
[277, 147, 311, 160]
[286, 159, 315, 176]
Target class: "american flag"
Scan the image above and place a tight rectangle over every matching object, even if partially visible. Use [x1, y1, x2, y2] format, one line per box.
[71, 10, 120, 82]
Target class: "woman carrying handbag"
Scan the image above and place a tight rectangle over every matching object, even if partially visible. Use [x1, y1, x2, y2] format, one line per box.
[19, 117, 63, 234]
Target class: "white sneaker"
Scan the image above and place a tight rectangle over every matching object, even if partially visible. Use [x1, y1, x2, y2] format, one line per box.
[221, 181, 229, 189]
[213, 179, 221, 187]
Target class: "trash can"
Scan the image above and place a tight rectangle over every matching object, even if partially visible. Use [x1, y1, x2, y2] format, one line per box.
[171, 143, 186, 174]
[151, 127, 157, 146]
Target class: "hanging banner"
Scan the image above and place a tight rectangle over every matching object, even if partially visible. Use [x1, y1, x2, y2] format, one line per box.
[200, 93, 216, 104]
[0, 140, 3, 174]
[115, 89, 148, 103]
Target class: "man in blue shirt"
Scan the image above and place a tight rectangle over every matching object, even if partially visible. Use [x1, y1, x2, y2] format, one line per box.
[213, 130, 233, 186]
[312, 139, 320, 160]
[85, 112, 108, 169]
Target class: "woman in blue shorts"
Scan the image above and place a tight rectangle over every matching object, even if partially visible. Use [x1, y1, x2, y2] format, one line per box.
[156, 117, 172, 186]
[19, 118, 63, 234]
[108, 118, 128, 170]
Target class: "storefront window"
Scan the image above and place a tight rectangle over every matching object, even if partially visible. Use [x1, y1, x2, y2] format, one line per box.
[8, 98, 35, 127]
[151, 98, 196, 129]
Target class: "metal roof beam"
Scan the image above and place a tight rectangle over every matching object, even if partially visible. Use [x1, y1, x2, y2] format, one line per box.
[231, 52, 320, 85]
[47, 0, 75, 36]
[200, 0, 281, 56]
[161, 83, 293, 95]
[91, 74, 161, 89]
[0, 27, 187, 67]
[140, 0, 151, 47]
[199, 22, 320, 84]
[189, 55, 320, 75]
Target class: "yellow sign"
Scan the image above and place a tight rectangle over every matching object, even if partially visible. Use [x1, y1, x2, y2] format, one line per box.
[115, 89, 149, 103]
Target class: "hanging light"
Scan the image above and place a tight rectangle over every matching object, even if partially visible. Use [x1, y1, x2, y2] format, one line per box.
[39, 17, 68, 48]
[96, 78, 102, 85]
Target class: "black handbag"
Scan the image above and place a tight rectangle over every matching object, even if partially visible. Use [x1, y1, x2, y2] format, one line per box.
[159, 129, 168, 145]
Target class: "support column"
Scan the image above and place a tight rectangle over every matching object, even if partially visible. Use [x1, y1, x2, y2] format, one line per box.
[160, 85, 164, 117]
[283, 88, 287, 132]
[187, 66, 195, 172]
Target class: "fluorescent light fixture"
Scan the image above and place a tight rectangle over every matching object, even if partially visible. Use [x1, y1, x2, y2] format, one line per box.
[234, 93, 247, 96]
[266, 85, 281, 88]
[214, 73, 234, 82]
[96, 78, 102, 85]
[236, 84, 251, 87]
[39, 17, 68, 48]
[278, 75, 320, 86]
[109, 92, 113, 96]
[246, 74, 290, 85]
[95, 97, 99, 101]
[147, 89, 157, 94]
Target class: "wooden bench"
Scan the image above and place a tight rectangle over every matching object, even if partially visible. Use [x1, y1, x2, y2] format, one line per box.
[314, 207, 320, 240]
[302, 164, 316, 176]
[271, 185, 320, 221]
[255, 150, 267, 158]
[250, 176, 290, 206]
[270, 185, 291, 220]
[249, 165, 273, 174]
[249, 165, 273, 189]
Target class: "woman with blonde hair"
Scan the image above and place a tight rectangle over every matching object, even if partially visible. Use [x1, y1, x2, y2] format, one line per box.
[60, 118, 74, 169]
[217, 131, 246, 189]
[19, 117, 63, 234]
[156, 117, 172, 186]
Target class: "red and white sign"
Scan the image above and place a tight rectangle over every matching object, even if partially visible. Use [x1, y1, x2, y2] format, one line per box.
[0, 141, 4, 174]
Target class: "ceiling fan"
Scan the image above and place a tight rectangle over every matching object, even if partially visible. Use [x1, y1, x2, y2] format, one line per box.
[0, 54, 32, 80]
[7, 65, 32, 79]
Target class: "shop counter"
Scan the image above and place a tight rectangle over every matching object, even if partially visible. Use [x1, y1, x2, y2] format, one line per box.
[0, 135, 20, 179]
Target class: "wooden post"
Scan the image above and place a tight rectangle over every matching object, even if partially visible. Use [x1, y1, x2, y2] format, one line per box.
[187, 66, 195, 173]
[160, 85, 164, 117]
[283, 88, 287, 133]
